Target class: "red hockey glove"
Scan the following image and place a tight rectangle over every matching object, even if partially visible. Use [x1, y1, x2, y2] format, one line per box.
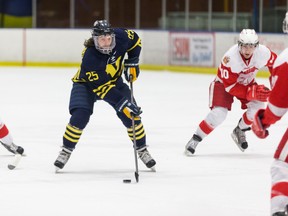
[252, 109, 269, 139]
[247, 84, 271, 102]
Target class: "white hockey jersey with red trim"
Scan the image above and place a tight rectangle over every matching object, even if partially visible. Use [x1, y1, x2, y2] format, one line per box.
[215, 44, 276, 100]
[262, 48, 288, 126]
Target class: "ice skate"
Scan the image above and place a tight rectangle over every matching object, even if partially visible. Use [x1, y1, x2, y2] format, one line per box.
[54, 147, 72, 172]
[185, 134, 202, 156]
[0, 141, 24, 155]
[272, 205, 288, 216]
[231, 126, 249, 152]
[137, 147, 156, 171]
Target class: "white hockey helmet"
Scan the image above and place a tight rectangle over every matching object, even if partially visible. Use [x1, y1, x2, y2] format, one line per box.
[283, 12, 288, 34]
[238, 29, 259, 47]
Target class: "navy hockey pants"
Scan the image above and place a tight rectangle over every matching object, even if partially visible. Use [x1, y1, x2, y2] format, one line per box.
[63, 82, 145, 149]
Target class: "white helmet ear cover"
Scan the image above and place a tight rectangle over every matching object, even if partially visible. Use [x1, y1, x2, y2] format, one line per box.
[238, 29, 259, 46]
[283, 12, 288, 34]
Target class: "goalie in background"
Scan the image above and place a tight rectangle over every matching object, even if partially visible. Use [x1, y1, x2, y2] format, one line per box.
[252, 12, 288, 216]
[53, 20, 156, 171]
[185, 28, 277, 155]
[0, 118, 24, 155]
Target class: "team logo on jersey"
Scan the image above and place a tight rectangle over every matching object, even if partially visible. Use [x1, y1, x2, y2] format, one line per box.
[107, 51, 117, 64]
[109, 56, 116, 64]
[223, 56, 230, 64]
[242, 66, 257, 74]
[108, 53, 116, 63]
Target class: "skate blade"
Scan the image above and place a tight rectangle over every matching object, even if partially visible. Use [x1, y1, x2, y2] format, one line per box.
[55, 166, 61, 173]
[150, 166, 156, 172]
[184, 150, 195, 157]
[184, 145, 196, 156]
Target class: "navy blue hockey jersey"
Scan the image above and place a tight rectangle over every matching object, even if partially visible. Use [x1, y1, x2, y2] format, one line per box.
[72, 28, 142, 106]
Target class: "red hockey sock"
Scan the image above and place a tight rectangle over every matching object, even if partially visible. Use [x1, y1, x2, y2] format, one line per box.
[0, 124, 9, 139]
[242, 112, 253, 125]
[271, 182, 288, 198]
[199, 120, 214, 135]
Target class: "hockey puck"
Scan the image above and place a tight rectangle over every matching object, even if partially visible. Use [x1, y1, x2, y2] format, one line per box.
[123, 179, 131, 183]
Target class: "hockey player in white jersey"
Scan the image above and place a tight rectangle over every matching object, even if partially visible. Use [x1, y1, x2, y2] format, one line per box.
[252, 12, 288, 216]
[0, 118, 24, 155]
[185, 29, 277, 155]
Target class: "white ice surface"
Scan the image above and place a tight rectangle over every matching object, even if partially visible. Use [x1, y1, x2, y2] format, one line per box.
[0, 67, 286, 216]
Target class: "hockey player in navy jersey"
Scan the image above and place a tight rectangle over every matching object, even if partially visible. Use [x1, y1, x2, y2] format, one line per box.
[54, 20, 156, 171]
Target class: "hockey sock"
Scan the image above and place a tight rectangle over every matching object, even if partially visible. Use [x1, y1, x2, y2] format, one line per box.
[63, 124, 83, 149]
[0, 124, 9, 139]
[196, 120, 214, 138]
[127, 122, 146, 147]
[238, 113, 252, 129]
[0, 124, 13, 145]
[271, 182, 288, 198]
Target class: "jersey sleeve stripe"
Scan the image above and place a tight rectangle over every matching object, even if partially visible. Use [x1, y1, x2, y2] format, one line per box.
[127, 38, 142, 52]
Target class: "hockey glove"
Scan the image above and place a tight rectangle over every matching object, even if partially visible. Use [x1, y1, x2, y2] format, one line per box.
[116, 97, 142, 116]
[252, 109, 269, 139]
[246, 84, 271, 102]
[124, 57, 140, 82]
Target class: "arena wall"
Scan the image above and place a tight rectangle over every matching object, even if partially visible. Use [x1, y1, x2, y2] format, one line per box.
[0, 29, 287, 75]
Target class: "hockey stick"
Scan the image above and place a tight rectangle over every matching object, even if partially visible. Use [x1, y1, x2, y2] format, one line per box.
[0, 141, 23, 170]
[129, 74, 139, 183]
[8, 154, 22, 170]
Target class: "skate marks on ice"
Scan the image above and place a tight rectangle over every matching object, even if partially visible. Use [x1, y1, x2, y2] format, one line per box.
[0, 68, 279, 216]
[187, 152, 272, 159]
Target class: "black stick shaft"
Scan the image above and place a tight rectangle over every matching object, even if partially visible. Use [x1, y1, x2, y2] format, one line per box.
[130, 75, 139, 182]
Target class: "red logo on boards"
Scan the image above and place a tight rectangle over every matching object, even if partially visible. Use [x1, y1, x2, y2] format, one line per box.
[172, 38, 190, 61]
